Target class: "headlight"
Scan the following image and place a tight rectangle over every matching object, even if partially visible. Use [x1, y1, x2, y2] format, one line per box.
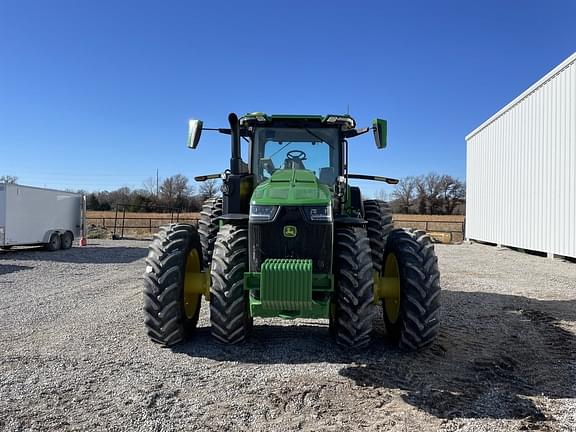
[249, 205, 279, 222]
[304, 206, 333, 222]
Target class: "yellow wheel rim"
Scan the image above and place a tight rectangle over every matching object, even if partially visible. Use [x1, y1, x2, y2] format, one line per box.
[382, 253, 401, 323]
[183, 249, 202, 319]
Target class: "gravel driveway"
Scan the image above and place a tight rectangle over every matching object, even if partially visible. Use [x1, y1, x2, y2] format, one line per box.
[1, 240, 575, 431]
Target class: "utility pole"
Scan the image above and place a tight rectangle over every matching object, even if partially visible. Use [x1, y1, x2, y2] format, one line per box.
[156, 169, 159, 198]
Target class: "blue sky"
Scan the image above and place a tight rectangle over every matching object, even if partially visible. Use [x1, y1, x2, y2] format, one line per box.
[0, 1, 574, 197]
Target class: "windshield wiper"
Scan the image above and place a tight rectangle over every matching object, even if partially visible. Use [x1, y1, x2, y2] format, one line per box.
[300, 128, 334, 149]
[268, 141, 293, 159]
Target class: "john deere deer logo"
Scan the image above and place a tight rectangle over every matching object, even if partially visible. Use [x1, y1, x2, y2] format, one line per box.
[283, 225, 297, 238]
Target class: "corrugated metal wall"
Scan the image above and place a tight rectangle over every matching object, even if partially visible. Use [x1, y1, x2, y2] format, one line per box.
[466, 52, 576, 258]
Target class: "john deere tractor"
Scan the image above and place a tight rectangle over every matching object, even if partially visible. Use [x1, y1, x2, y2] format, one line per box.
[143, 113, 440, 350]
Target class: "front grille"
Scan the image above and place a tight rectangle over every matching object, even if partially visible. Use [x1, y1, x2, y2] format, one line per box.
[249, 206, 332, 273]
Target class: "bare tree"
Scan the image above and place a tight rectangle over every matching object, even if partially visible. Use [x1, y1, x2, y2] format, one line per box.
[160, 174, 193, 209]
[198, 179, 220, 201]
[143, 177, 157, 197]
[391, 176, 416, 213]
[414, 173, 443, 214]
[438, 175, 466, 214]
[108, 187, 132, 208]
[410, 173, 466, 215]
[373, 189, 388, 202]
[0, 175, 18, 184]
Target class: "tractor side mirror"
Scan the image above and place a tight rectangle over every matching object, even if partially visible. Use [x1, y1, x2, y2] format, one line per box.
[187, 119, 203, 149]
[373, 118, 387, 149]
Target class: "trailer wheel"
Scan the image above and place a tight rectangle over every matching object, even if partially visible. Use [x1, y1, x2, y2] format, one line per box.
[60, 232, 74, 249]
[45, 233, 62, 251]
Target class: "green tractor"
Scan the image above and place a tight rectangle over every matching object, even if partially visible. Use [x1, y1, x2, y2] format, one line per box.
[143, 113, 440, 350]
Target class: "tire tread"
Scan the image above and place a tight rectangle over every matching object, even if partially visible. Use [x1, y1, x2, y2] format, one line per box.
[143, 223, 201, 346]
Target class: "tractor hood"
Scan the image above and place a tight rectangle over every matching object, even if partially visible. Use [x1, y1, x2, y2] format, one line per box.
[250, 169, 332, 206]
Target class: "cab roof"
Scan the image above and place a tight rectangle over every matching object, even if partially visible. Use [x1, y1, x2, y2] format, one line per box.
[239, 112, 356, 130]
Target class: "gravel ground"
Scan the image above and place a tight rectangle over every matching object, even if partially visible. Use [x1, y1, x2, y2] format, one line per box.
[0, 240, 575, 431]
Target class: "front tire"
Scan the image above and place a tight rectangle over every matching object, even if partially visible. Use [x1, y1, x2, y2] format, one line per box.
[382, 229, 441, 350]
[143, 224, 203, 346]
[209, 224, 252, 344]
[330, 226, 374, 349]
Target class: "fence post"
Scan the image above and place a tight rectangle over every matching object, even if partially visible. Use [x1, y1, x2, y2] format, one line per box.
[121, 206, 126, 239]
[149, 218, 152, 233]
[113, 203, 119, 237]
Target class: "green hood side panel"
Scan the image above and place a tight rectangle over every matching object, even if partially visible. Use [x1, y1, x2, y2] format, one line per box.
[251, 169, 332, 206]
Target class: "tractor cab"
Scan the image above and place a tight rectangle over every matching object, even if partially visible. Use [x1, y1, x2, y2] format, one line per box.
[242, 114, 348, 188]
[188, 113, 392, 219]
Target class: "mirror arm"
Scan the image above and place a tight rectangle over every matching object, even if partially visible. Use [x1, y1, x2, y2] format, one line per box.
[343, 127, 370, 138]
[202, 127, 232, 135]
[347, 174, 399, 185]
[194, 174, 221, 182]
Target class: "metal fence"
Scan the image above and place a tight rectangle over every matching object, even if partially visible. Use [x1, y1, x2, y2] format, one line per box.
[87, 203, 199, 239]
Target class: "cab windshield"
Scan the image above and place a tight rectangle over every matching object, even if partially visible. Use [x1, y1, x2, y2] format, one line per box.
[252, 127, 340, 185]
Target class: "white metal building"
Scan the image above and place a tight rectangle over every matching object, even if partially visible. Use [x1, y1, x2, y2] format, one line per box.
[465, 52, 576, 259]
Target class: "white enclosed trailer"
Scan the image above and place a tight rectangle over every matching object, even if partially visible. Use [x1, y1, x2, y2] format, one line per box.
[0, 183, 84, 251]
[465, 52, 576, 259]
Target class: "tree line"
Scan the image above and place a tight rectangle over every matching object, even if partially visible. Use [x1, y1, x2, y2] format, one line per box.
[383, 173, 465, 215]
[85, 175, 220, 212]
[2, 172, 464, 215]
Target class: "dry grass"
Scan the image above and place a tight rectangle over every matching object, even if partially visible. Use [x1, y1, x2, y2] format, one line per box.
[85, 211, 200, 239]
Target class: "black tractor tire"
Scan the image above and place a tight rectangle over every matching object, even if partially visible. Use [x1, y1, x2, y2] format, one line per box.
[60, 231, 74, 249]
[330, 226, 375, 349]
[198, 197, 223, 267]
[143, 223, 203, 346]
[382, 229, 441, 351]
[363, 199, 394, 273]
[209, 224, 253, 344]
[45, 233, 62, 251]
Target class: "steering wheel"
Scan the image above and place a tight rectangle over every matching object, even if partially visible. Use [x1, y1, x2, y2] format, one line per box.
[286, 150, 307, 162]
